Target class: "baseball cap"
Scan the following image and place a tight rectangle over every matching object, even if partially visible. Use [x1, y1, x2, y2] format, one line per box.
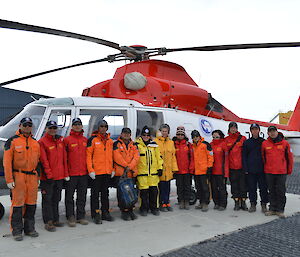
[121, 127, 131, 134]
[267, 126, 277, 132]
[191, 130, 200, 139]
[250, 123, 260, 130]
[20, 117, 33, 125]
[98, 120, 108, 127]
[46, 120, 58, 128]
[72, 118, 82, 125]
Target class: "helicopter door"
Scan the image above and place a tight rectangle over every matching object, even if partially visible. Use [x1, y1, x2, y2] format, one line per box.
[43, 108, 74, 138]
[135, 110, 164, 137]
[77, 108, 128, 140]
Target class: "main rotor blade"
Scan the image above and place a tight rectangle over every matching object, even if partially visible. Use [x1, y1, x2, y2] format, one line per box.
[0, 58, 108, 87]
[0, 19, 120, 50]
[164, 42, 300, 52]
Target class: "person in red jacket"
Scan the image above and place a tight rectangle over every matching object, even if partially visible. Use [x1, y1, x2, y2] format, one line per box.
[262, 126, 294, 218]
[224, 122, 247, 211]
[64, 118, 88, 227]
[210, 130, 229, 211]
[39, 121, 69, 232]
[173, 126, 194, 210]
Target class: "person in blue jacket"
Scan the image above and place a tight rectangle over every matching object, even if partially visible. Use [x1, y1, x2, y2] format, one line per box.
[242, 123, 269, 213]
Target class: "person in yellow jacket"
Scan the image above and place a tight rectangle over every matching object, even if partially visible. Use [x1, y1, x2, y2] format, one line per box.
[3, 117, 40, 241]
[191, 130, 214, 212]
[86, 120, 114, 224]
[136, 126, 163, 216]
[155, 124, 178, 212]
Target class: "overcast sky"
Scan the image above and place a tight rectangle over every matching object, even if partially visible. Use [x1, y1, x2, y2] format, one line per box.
[0, 0, 299, 122]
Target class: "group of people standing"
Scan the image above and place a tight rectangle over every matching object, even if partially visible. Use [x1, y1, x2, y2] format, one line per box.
[3, 117, 294, 241]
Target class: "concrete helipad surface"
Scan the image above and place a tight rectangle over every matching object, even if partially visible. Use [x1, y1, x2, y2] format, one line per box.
[1, 182, 300, 257]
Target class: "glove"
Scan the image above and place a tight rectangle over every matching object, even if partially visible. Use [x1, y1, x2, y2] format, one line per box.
[157, 169, 163, 176]
[207, 167, 213, 176]
[89, 172, 96, 180]
[64, 176, 70, 181]
[7, 182, 15, 189]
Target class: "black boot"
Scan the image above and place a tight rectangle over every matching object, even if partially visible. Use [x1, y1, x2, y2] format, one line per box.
[234, 199, 240, 211]
[24, 204, 38, 237]
[240, 198, 248, 211]
[248, 203, 256, 213]
[121, 211, 131, 221]
[102, 211, 114, 221]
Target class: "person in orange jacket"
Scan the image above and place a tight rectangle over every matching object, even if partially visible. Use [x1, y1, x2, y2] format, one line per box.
[86, 119, 114, 224]
[262, 126, 294, 218]
[3, 117, 40, 241]
[64, 118, 89, 227]
[224, 122, 247, 211]
[191, 130, 214, 212]
[210, 130, 229, 211]
[39, 120, 69, 232]
[155, 124, 178, 212]
[113, 127, 140, 221]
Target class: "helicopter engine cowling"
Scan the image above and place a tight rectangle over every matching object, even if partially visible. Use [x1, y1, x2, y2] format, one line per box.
[124, 72, 147, 90]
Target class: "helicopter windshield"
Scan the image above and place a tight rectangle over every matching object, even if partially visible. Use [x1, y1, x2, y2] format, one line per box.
[0, 105, 46, 139]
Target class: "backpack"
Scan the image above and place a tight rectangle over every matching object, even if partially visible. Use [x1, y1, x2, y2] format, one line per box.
[118, 176, 138, 209]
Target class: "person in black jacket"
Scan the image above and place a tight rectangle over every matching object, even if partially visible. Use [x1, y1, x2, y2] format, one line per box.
[242, 123, 269, 213]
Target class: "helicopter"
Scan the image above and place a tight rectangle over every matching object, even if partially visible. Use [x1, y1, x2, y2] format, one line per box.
[0, 19, 300, 179]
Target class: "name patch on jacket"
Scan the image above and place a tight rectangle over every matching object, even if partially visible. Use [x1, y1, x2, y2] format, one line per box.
[277, 145, 283, 149]
[15, 145, 23, 149]
[266, 146, 272, 150]
[71, 144, 78, 147]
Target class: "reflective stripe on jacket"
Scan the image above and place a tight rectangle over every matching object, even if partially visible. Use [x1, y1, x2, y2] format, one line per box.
[155, 136, 178, 181]
[39, 133, 68, 180]
[3, 130, 40, 184]
[262, 136, 294, 175]
[224, 132, 246, 170]
[193, 137, 214, 175]
[113, 137, 140, 177]
[64, 130, 88, 176]
[86, 132, 113, 175]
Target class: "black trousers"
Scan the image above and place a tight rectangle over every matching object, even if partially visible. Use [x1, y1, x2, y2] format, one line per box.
[265, 174, 287, 212]
[176, 174, 191, 201]
[90, 174, 110, 218]
[247, 172, 269, 205]
[41, 179, 64, 223]
[139, 186, 159, 211]
[65, 175, 88, 219]
[211, 175, 228, 207]
[11, 204, 36, 236]
[159, 181, 171, 204]
[229, 169, 247, 199]
[194, 175, 210, 205]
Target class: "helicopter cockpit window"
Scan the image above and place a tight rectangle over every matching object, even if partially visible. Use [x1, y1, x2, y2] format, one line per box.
[46, 109, 72, 137]
[79, 109, 127, 140]
[136, 110, 164, 137]
[0, 105, 46, 139]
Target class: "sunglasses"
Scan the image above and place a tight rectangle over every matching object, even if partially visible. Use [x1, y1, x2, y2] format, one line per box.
[213, 136, 221, 139]
[48, 126, 58, 130]
[177, 134, 185, 136]
[142, 134, 150, 137]
[72, 123, 82, 126]
[22, 123, 32, 127]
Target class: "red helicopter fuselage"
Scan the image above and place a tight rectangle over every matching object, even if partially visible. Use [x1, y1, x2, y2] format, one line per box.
[82, 59, 300, 132]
